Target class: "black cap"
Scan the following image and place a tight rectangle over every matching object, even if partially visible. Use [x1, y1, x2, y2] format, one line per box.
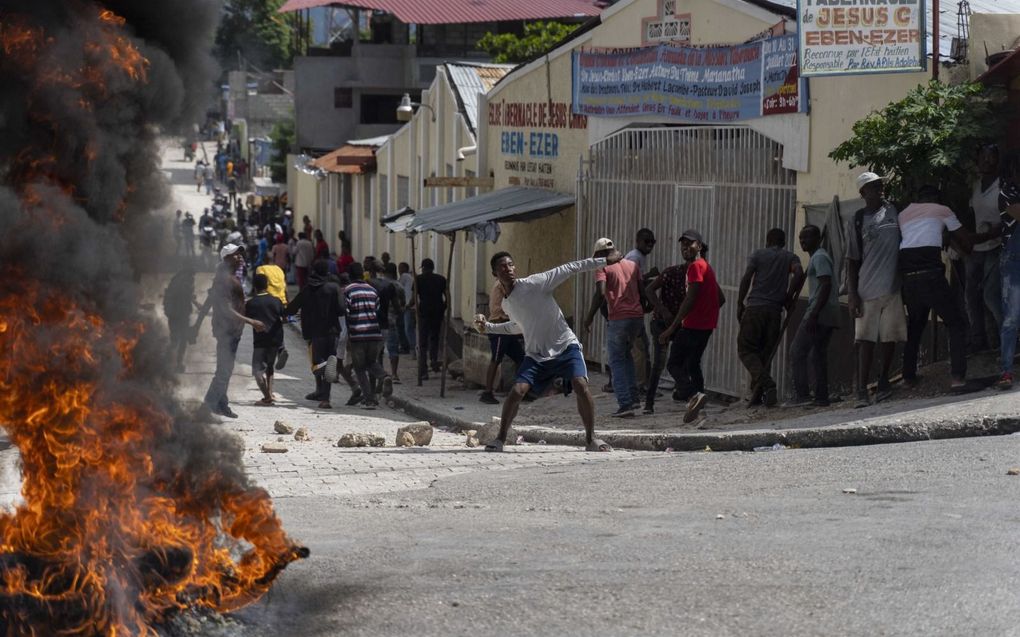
[679, 229, 706, 249]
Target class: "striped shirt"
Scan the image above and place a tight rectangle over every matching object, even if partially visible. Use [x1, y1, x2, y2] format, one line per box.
[344, 282, 382, 341]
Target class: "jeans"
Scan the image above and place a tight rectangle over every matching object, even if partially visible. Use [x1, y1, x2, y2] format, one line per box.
[607, 317, 644, 409]
[666, 328, 713, 401]
[643, 319, 671, 408]
[403, 309, 417, 352]
[309, 335, 335, 401]
[350, 340, 386, 402]
[790, 321, 835, 401]
[418, 313, 443, 377]
[965, 248, 1003, 347]
[902, 269, 967, 381]
[737, 305, 783, 393]
[203, 335, 240, 410]
[1000, 254, 1020, 373]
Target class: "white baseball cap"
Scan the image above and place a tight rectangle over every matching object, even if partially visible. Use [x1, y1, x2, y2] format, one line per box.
[592, 237, 615, 253]
[856, 172, 884, 191]
[220, 243, 243, 259]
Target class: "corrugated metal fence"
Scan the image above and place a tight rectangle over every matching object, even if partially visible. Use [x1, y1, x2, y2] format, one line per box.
[575, 126, 798, 399]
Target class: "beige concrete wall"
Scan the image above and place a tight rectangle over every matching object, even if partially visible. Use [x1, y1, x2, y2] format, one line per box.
[287, 154, 321, 233]
[970, 14, 1020, 80]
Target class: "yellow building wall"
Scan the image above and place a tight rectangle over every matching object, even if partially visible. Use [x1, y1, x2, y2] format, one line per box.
[969, 14, 1020, 80]
[287, 155, 321, 234]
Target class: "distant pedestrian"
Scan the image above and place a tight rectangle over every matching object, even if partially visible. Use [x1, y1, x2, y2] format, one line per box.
[246, 274, 285, 406]
[203, 163, 214, 195]
[381, 262, 405, 382]
[966, 144, 1004, 350]
[173, 209, 184, 256]
[642, 257, 687, 414]
[735, 228, 804, 407]
[899, 186, 971, 391]
[416, 258, 447, 381]
[345, 263, 389, 409]
[624, 228, 657, 391]
[474, 251, 618, 453]
[336, 242, 355, 274]
[658, 230, 725, 423]
[846, 172, 905, 408]
[314, 229, 329, 260]
[294, 232, 315, 289]
[789, 225, 839, 407]
[163, 266, 199, 373]
[181, 211, 196, 257]
[398, 261, 415, 354]
[256, 252, 290, 370]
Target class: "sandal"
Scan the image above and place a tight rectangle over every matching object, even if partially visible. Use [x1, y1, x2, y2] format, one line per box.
[484, 440, 505, 452]
[585, 438, 613, 452]
[255, 398, 274, 406]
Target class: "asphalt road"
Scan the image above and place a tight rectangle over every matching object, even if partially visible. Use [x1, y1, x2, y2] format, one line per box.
[231, 436, 1020, 637]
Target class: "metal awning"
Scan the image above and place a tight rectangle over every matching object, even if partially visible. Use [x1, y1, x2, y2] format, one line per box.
[381, 206, 416, 233]
[278, 0, 600, 24]
[407, 186, 574, 234]
[310, 144, 377, 175]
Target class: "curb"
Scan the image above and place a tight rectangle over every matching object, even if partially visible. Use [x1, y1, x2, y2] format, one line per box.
[387, 393, 1020, 452]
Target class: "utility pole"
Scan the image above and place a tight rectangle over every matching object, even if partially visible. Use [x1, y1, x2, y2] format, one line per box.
[932, 0, 940, 80]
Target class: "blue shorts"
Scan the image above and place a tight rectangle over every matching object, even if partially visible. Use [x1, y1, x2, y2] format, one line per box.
[515, 344, 587, 397]
[384, 328, 400, 359]
[488, 334, 525, 365]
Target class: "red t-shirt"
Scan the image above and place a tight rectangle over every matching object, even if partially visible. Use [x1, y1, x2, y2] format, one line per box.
[595, 259, 643, 320]
[336, 253, 354, 274]
[682, 259, 719, 330]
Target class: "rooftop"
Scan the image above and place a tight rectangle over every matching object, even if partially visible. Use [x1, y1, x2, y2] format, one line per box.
[444, 62, 515, 134]
[279, 0, 602, 24]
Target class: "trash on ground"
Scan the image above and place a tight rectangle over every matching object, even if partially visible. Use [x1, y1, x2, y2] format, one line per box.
[1007, 468, 1020, 476]
[842, 488, 857, 494]
[753, 443, 787, 452]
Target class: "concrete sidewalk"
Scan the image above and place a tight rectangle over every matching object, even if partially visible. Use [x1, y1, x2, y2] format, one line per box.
[385, 358, 1020, 452]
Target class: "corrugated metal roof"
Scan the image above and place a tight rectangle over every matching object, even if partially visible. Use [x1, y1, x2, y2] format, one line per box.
[445, 63, 514, 134]
[310, 145, 377, 174]
[769, 0, 1020, 57]
[279, 0, 601, 24]
[408, 186, 574, 234]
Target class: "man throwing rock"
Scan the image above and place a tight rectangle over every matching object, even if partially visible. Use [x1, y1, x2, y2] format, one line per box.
[474, 251, 620, 452]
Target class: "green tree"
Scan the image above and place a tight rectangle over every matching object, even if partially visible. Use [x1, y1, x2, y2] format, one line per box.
[216, 0, 294, 72]
[830, 80, 1002, 207]
[477, 21, 578, 63]
[269, 117, 295, 184]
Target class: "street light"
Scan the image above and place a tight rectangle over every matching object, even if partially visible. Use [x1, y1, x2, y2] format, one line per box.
[396, 93, 435, 122]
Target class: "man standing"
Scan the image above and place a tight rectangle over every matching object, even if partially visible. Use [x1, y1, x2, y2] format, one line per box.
[659, 230, 724, 423]
[474, 251, 618, 453]
[965, 144, 1003, 350]
[480, 260, 526, 405]
[163, 266, 199, 373]
[286, 259, 343, 409]
[345, 263, 390, 408]
[846, 172, 906, 407]
[789, 225, 839, 407]
[181, 211, 196, 258]
[195, 244, 266, 418]
[246, 273, 285, 406]
[255, 252, 290, 370]
[368, 261, 401, 387]
[624, 228, 656, 390]
[584, 237, 663, 417]
[293, 232, 315, 290]
[416, 258, 447, 381]
[899, 186, 971, 390]
[642, 257, 686, 415]
[736, 228, 804, 407]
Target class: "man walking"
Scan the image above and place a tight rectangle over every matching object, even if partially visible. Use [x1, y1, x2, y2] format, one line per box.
[846, 172, 906, 407]
[416, 258, 447, 381]
[195, 244, 266, 418]
[286, 259, 343, 409]
[246, 273, 286, 406]
[899, 186, 971, 390]
[255, 252, 290, 370]
[397, 261, 414, 354]
[736, 228, 804, 407]
[293, 232, 315, 290]
[345, 263, 390, 409]
[788, 225, 839, 407]
[474, 251, 618, 453]
[659, 230, 724, 423]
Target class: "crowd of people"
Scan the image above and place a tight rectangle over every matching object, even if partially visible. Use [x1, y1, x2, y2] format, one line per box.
[164, 144, 1020, 450]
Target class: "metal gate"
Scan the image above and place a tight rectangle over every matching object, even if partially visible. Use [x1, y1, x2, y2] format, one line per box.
[575, 126, 798, 399]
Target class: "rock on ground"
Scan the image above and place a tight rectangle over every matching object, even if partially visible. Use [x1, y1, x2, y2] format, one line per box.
[477, 421, 517, 446]
[337, 433, 386, 448]
[396, 422, 433, 446]
[294, 427, 310, 441]
[261, 443, 288, 453]
[274, 420, 295, 435]
[396, 432, 416, 447]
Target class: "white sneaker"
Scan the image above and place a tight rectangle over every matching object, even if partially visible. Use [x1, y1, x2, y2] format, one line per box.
[324, 355, 338, 383]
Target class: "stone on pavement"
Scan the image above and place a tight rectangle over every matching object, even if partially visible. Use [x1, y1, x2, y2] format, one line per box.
[396, 432, 416, 447]
[1007, 468, 1020, 476]
[478, 421, 517, 446]
[260, 443, 288, 454]
[294, 427, 310, 441]
[465, 436, 480, 448]
[396, 422, 433, 446]
[337, 433, 386, 448]
[274, 420, 295, 435]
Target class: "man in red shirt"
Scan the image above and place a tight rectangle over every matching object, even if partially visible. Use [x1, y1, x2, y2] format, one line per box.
[659, 229, 725, 423]
[584, 238, 665, 417]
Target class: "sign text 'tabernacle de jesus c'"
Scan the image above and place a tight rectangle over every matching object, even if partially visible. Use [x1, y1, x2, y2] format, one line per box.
[798, 0, 927, 76]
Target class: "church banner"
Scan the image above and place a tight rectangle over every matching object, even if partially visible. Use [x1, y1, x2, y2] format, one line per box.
[797, 0, 926, 76]
[571, 34, 806, 123]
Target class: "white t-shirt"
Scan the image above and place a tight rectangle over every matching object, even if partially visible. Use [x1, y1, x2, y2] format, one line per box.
[971, 177, 1002, 252]
[624, 248, 646, 273]
[899, 203, 961, 249]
